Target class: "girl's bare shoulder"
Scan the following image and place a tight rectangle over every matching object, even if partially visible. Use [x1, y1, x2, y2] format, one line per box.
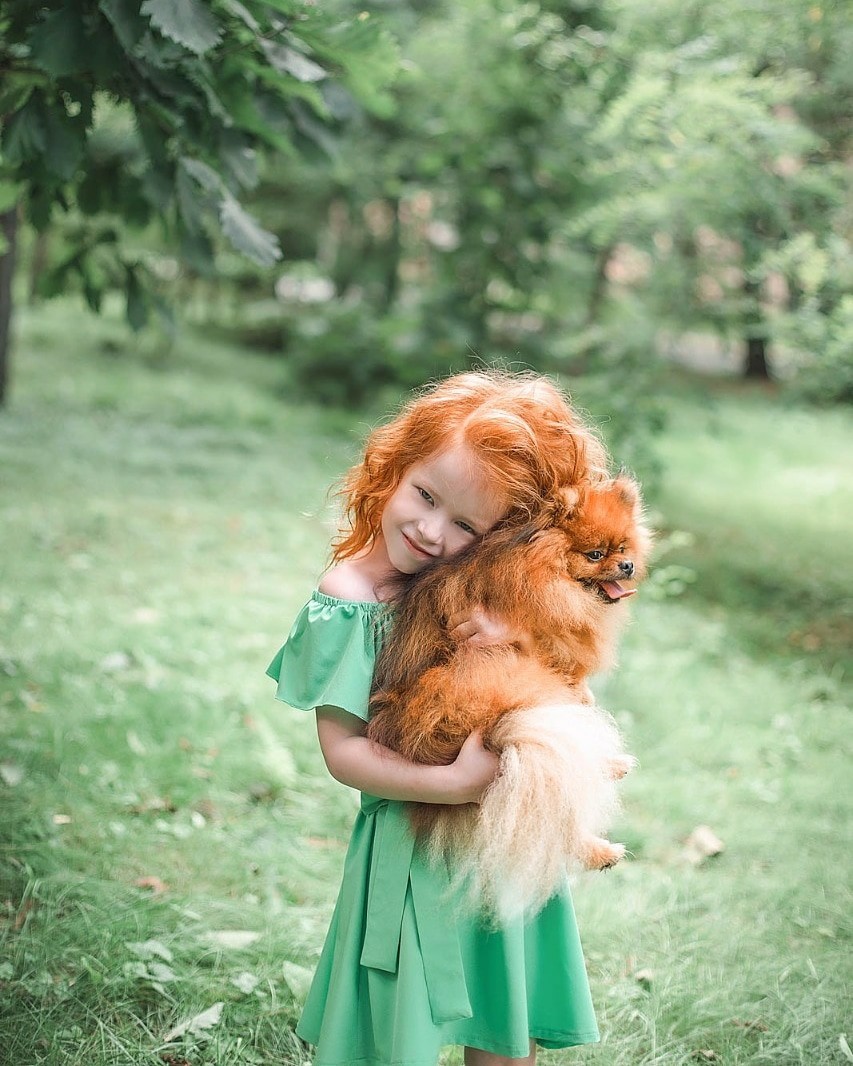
[318, 560, 381, 604]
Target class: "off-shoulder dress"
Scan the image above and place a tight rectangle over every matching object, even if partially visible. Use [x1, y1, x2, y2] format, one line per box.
[267, 591, 599, 1066]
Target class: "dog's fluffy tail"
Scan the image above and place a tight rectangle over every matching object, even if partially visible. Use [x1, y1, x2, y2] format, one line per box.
[427, 702, 632, 922]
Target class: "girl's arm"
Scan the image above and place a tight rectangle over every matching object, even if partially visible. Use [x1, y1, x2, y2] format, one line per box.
[316, 706, 498, 804]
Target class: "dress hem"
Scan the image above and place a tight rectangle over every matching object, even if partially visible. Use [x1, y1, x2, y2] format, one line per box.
[295, 1030, 601, 1066]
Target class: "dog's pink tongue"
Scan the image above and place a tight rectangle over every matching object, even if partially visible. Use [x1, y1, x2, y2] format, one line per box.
[600, 581, 637, 601]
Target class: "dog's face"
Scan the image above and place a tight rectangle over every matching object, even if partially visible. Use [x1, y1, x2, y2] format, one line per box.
[542, 476, 652, 604]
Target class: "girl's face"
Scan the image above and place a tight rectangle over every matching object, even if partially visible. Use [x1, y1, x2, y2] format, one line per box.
[380, 445, 507, 575]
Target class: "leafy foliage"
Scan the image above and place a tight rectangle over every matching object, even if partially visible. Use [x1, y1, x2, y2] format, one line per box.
[0, 0, 398, 331]
[247, 0, 850, 405]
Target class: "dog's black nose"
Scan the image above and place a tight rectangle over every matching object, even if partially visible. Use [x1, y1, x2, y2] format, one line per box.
[619, 560, 634, 577]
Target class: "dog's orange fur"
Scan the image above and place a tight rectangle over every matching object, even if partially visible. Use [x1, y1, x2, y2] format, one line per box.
[367, 475, 652, 919]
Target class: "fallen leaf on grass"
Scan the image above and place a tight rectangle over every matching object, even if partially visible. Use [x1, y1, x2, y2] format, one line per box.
[731, 1018, 769, 1033]
[127, 940, 173, 962]
[281, 961, 313, 1000]
[204, 930, 260, 950]
[127, 730, 147, 755]
[135, 876, 168, 894]
[248, 781, 278, 803]
[163, 1002, 223, 1042]
[839, 1033, 853, 1063]
[101, 651, 132, 673]
[0, 762, 24, 787]
[683, 825, 724, 865]
[231, 971, 260, 994]
[14, 899, 35, 931]
[20, 687, 43, 712]
[128, 796, 176, 815]
[52, 814, 72, 825]
[633, 968, 654, 989]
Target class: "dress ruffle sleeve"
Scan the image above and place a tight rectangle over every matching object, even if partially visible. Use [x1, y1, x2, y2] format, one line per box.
[266, 591, 390, 723]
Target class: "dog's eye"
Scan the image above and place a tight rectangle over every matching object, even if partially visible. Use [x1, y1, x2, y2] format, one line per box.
[585, 550, 605, 562]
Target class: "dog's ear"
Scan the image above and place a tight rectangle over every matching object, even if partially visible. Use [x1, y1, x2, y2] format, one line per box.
[551, 485, 580, 520]
[612, 473, 640, 508]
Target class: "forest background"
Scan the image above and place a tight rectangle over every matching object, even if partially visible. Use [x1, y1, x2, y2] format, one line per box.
[1, 1, 851, 1064]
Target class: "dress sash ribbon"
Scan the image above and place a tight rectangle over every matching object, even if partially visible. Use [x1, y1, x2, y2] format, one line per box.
[359, 797, 473, 1025]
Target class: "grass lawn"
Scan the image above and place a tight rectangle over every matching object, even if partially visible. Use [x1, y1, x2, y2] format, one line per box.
[1, 299, 850, 1065]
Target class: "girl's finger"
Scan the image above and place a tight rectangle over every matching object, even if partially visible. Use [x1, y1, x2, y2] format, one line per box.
[449, 620, 475, 641]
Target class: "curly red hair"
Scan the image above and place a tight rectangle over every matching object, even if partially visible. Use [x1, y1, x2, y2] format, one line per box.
[332, 370, 609, 563]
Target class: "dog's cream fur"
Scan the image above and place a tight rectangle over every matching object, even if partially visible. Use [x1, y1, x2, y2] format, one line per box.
[431, 703, 634, 919]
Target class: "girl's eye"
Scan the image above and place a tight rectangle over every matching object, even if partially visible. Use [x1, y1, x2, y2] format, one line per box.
[457, 521, 476, 535]
[585, 550, 605, 562]
[417, 487, 434, 504]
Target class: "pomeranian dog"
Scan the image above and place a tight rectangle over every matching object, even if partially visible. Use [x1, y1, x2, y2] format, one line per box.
[367, 474, 652, 919]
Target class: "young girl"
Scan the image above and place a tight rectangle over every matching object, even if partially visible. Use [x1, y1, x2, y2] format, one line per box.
[267, 370, 609, 1066]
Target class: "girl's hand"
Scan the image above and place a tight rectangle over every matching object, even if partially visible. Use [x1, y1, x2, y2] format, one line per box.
[451, 729, 500, 803]
[448, 607, 517, 646]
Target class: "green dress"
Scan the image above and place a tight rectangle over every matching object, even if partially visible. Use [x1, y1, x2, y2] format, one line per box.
[267, 591, 600, 1066]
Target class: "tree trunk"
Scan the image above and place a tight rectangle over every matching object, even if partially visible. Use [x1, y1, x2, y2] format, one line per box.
[584, 243, 614, 328]
[744, 335, 770, 379]
[28, 230, 49, 303]
[0, 204, 20, 408]
[380, 196, 401, 313]
[742, 274, 770, 380]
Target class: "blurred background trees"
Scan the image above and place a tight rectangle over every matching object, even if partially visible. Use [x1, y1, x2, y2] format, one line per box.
[2, 0, 851, 412]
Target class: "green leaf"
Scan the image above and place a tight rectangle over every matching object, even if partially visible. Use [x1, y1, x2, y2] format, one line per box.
[223, 0, 259, 33]
[0, 181, 23, 214]
[134, 30, 188, 69]
[219, 194, 281, 267]
[247, 0, 303, 15]
[0, 79, 37, 119]
[125, 267, 149, 330]
[140, 166, 173, 213]
[218, 131, 259, 191]
[77, 169, 106, 215]
[101, 0, 149, 53]
[179, 226, 216, 275]
[1, 96, 47, 167]
[176, 165, 212, 234]
[260, 41, 327, 83]
[180, 156, 225, 195]
[28, 4, 88, 77]
[27, 184, 56, 231]
[42, 108, 86, 182]
[141, 0, 222, 56]
[82, 268, 104, 313]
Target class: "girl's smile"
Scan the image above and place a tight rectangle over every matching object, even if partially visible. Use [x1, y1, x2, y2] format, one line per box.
[380, 445, 507, 575]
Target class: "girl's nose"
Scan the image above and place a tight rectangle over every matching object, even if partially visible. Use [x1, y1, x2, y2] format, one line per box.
[418, 515, 443, 546]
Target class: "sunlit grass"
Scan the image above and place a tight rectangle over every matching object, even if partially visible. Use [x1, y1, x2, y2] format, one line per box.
[1, 299, 850, 1064]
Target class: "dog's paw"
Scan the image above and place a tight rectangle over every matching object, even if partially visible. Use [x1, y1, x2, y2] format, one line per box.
[583, 838, 626, 870]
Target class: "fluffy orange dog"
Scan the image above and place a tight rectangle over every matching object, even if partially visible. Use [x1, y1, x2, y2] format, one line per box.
[367, 474, 652, 919]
